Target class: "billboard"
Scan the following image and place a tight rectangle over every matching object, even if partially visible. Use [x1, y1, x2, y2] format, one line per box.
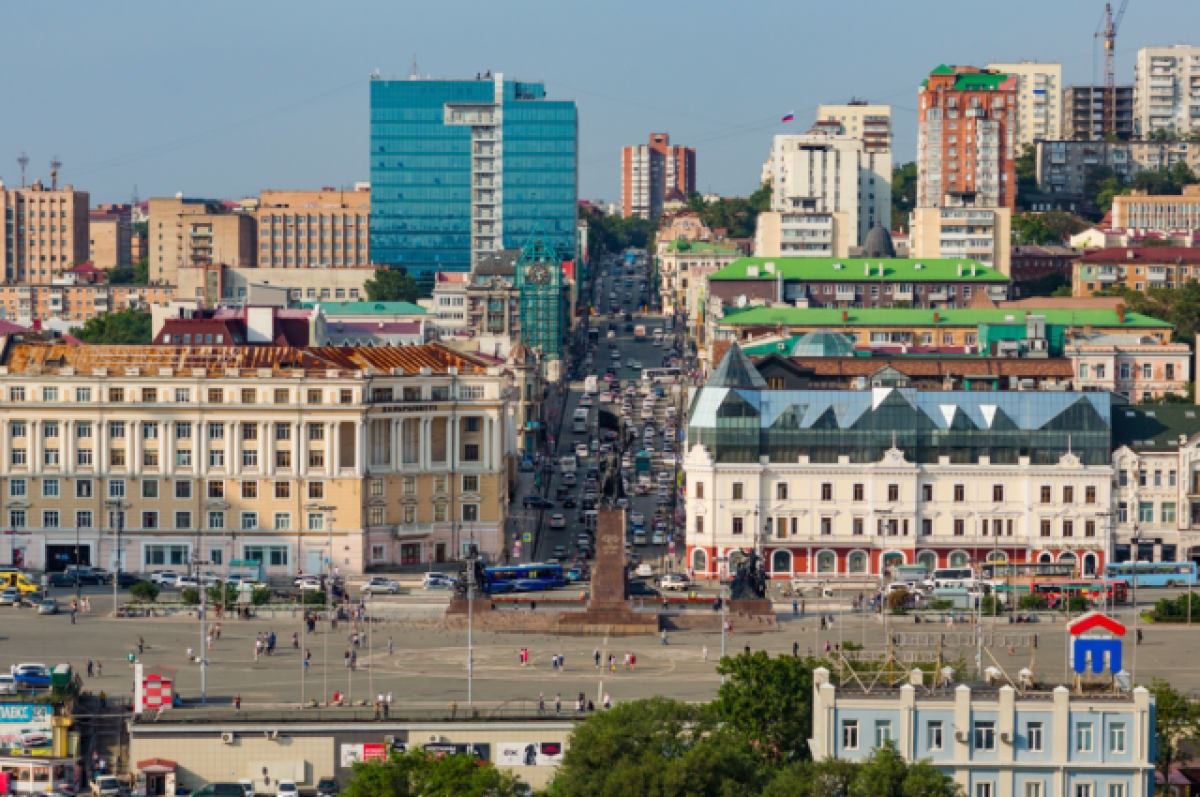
[340, 744, 389, 767]
[495, 742, 564, 767]
[0, 704, 53, 756]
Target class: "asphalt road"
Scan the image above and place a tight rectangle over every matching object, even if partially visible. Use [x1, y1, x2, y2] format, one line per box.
[532, 256, 690, 582]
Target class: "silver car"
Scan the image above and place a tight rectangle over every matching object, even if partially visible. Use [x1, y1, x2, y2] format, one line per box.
[360, 577, 399, 595]
[36, 599, 57, 615]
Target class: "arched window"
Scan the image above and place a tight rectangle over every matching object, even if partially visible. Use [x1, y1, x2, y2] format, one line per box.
[772, 550, 792, 574]
[817, 551, 836, 573]
[1037, 552, 1053, 563]
[917, 551, 937, 573]
[949, 551, 969, 568]
[986, 550, 1008, 562]
[1059, 552, 1077, 564]
[692, 549, 707, 573]
[849, 551, 867, 573]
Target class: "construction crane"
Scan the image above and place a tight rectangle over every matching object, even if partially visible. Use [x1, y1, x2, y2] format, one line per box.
[1095, 0, 1130, 138]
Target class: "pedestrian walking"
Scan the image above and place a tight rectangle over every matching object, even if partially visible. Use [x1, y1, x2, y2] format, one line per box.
[661, 629, 668, 646]
[555, 693, 561, 715]
[820, 616, 826, 631]
[594, 648, 600, 668]
[292, 632, 299, 650]
[206, 634, 213, 650]
[630, 653, 636, 670]
[388, 637, 394, 656]
[386, 693, 393, 716]
[538, 693, 545, 714]
[702, 646, 708, 661]
[234, 694, 241, 713]
[793, 600, 798, 617]
[559, 652, 565, 670]
[138, 637, 144, 655]
[351, 650, 357, 671]
[96, 661, 102, 677]
[603, 693, 611, 709]
[304, 650, 311, 672]
[344, 649, 350, 668]
[793, 640, 799, 657]
[87, 660, 93, 677]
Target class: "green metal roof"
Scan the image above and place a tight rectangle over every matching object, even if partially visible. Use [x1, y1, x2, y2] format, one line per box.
[709, 257, 1010, 283]
[300, 301, 428, 316]
[1112, 405, 1200, 451]
[930, 64, 956, 76]
[718, 307, 1173, 329]
[954, 73, 1009, 90]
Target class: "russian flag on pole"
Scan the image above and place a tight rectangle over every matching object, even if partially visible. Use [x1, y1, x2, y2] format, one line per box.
[782, 113, 794, 122]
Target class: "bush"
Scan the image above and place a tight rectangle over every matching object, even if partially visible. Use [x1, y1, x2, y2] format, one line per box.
[207, 583, 239, 607]
[252, 587, 272, 606]
[886, 589, 909, 612]
[1067, 595, 1091, 613]
[930, 599, 953, 611]
[302, 591, 327, 605]
[1152, 592, 1200, 621]
[180, 588, 200, 606]
[981, 595, 1004, 615]
[1018, 593, 1048, 611]
[129, 581, 159, 603]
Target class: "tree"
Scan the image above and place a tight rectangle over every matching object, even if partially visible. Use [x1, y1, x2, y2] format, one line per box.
[69, 308, 152, 344]
[1011, 212, 1087, 246]
[108, 258, 149, 285]
[363, 268, 419, 303]
[128, 581, 159, 602]
[715, 651, 814, 763]
[1015, 143, 1038, 205]
[1105, 282, 1200, 345]
[1052, 284, 1073, 297]
[1148, 678, 1200, 786]
[343, 748, 522, 797]
[891, 162, 918, 232]
[1084, 166, 1128, 221]
[760, 744, 960, 797]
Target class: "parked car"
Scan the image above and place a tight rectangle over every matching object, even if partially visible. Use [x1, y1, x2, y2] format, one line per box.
[276, 781, 299, 797]
[627, 581, 660, 598]
[422, 572, 454, 587]
[0, 588, 21, 606]
[659, 573, 690, 591]
[553, 546, 567, 559]
[148, 571, 176, 586]
[0, 675, 16, 694]
[297, 577, 323, 592]
[361, 577, 400, 595]
[316, 779, 339, 797]
[13, 664, 50, 688]
[550, 514, 566, 529]
[175, 577, 200, 590]
[47, 573, 76, 587]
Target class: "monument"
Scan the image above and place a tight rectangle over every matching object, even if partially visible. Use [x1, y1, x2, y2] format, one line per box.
[446, 558, 492, 615]
[728, 549, 774, 617]
[558, 508, 658, 634]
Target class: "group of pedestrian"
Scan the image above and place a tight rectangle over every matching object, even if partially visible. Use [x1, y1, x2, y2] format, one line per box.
[254, 632, 277, 660]
[343, 647, 358, 670]
[85, 659, 103, 677]
[373, 692, 395, 718]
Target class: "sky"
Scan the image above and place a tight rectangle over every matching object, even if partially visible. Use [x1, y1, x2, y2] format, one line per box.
[0, 0, 1195, 207]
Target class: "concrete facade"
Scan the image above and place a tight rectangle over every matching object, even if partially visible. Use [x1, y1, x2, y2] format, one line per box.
[815, 103, 892, 154]
[621, 133, 696, 220]
[148, 198, 256, 286]
[909, 206, 1013, 277]
[1134, 45, 1200, 137]
[1062, 86, 1135, 141]
[985, 62, 1062, 146]
[0, 181, 90, 283]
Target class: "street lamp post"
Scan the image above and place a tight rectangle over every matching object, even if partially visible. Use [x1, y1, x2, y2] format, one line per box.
[104, 500, 127, 617]
[307, 503, 336, 704]
[1131, 531, 1141, 684]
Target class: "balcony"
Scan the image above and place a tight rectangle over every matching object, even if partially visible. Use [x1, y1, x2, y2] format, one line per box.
[395, 523, 432, 539]
[1097, 271, 1118, 283]
[835, 288, 857, 301]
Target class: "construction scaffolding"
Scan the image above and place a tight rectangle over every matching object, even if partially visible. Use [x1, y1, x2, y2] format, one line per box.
[515, 226, 563, 359]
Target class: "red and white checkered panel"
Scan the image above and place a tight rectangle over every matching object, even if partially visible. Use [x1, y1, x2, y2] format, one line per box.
[141, 675, 172, 709]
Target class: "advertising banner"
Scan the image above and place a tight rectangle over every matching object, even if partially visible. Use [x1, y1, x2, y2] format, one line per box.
[0, 704, 53, 755]
[340, 744, 388, 767]
[494, 742, 564, 766]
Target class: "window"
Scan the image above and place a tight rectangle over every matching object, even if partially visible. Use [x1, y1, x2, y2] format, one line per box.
[369, 506, 385, 526]
[244, 545, 288, 567]
[875, 720, 892, 748]
[1163, 503, 1177, 523]
[463, 474, 479, 492]
[854, 483, 865, 501]
[462, 504, 478, 522]
[1107, 786, 1124, 797]
[8, 510, 24, 529]
[954, 519, 965, 536]
[853, 518, 864, 536]
[146, 544, 189, 566]
[240, 512, 258, 530]
[241, 389, 256, 405]
[208, 511, 225, 530]
[242, 423, 258, 441]
[821, 517, 833, 535]
[275, 423, 291, 441]
[307, 389, 323, 405]
[242, 481, 258, 500]
[842, 720, 859, 750]
[109, 421, 125, 439]
[174, 511, 192, 530]
[109, 388, 124, 403]
[1138, 501, 1154, 523]
[993, 485, 1004, 502]
[369, 478, 384, 497]
[308, 423, 325, 441]
[77, 511, 93, 529]
[954, 485, 965, 502]
[41, 479, 59, 499]
[887, 484, 899, 501]
[308, 482, 324, 500]
[1075, 786, 1092, 797]
[76, 387, 92, 402]
[207, 388, 223, 404]
[175, 388, 190, 403]
[175, 481, 191, 499]
[1086, 486, 1096, 504]
[732, 517, 744, 535]
[207, 480, 225, 499]
[307, 513, 324, 531]
[922, 484, 933, 502]
[141, 388, 157, 403]
[927, 721, 943, 750]
[1076, 722, 1093, 753]
[732, 483, 744, 500]
[1064, 486, 1075, 504]
[464, 416, 481, 433]
[208, 422, 224, 440]
[209, 450, 225, 468]
[1028, 722, 1043, 751]
[142, 480, 158, 499]
[464, 443, 480, 462]
[821, 483, 832, 501]
[974, 721, 995, 751]
[776, 482, 788, 500]
[976, 785, 994, 797]
[76, 479, 92, 499]
[8, 479, 24, 498]
[10, 448, 27, 467]
[1109, 722, 1125, 754]
[275, 450, 291, 469]
[695, 482, 704, 499]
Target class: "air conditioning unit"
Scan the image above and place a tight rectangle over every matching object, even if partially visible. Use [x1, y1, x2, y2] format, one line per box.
[954, 730, 968, 744]
[1000, 732, 1012, 744]
[427, 734, 444, 744]
[221, 732, 235, 744]
[265, 730, 279, 741]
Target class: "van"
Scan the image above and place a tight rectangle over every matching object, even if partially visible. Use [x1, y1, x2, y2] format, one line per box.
[0, 572, 40, 594]
[924, 568, 976, 591]
[633, 530, 647, 546]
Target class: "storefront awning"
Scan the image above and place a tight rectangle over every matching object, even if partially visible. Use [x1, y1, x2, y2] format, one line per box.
[137, 759, 177, 773]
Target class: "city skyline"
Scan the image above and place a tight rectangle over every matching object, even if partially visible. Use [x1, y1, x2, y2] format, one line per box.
[0, 0, 1195, 206]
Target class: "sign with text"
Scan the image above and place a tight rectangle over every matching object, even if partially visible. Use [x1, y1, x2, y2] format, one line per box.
[495, 742, 564, 766]
[0, 704, 53, 755]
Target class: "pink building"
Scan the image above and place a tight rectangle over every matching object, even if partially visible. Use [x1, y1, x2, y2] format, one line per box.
[1065, 332, 1192, 402]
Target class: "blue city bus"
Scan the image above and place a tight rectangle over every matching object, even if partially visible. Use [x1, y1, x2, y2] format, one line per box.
[1102, 561, 1198, 588]
[484, 564, 566, 593]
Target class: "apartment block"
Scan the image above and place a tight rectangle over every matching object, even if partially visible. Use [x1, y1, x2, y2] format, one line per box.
[89, 205, 133, 271]
[369, 72, 578, 285]
[810, 669, 1154, 797]
[1065, 332, 1191, 403]
[657, 240, 741, 316]
[1133, 44, 1200, 137]
[0, 180, 90, 284]
[753, 211, 852, 258]
[765, 133, 891, 248]
[0, 341, 516, 573]
[1062, 85, 1135, 140]
[986, 61, 1062, 145]
[1073, 247, 1200, 296]
[909, 205, 1012, 276]
[917, 65, 1018, 210]
[621, 133, 696, 219]
[1112, 185, 1200, 231]
[257, 189, 371, 268]
[1036, 141, 1200, 214]
[147, 198, 256, 287]
[815, 101, 892, 153]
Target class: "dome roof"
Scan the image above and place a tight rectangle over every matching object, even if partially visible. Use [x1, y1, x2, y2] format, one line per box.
[863, 223, 896, 258]
[791, 329, 856, 358]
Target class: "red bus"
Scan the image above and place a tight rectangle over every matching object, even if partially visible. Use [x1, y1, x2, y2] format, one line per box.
[1031, 580, 1128, 607]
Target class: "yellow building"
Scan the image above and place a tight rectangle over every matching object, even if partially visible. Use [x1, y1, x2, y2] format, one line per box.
[0, 341, 516, 574]
[909, 205, 1012, 277]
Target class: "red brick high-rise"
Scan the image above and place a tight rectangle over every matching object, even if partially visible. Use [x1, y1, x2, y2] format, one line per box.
[917, 65, 1018, 210]
[621, 133, 696, 219]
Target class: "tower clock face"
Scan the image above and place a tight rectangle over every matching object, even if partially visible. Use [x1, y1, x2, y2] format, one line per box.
[527, 264, 551, 285]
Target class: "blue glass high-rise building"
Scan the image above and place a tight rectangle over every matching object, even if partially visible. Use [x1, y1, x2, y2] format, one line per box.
[369, 72, 578, 288]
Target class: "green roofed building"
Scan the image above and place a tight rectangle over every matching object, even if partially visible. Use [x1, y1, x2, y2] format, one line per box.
[704, 256, 1010, 310]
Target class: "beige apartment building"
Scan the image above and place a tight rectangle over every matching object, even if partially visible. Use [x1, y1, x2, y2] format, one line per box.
[147, 198, 256, 287]
[985, 62, 1062, 145]
[0, 283, 177, 325]
[1111, 185, 1200, 231]
[89, 212, 132, 271]
[0, 341, 515, 574]
[256, 190, 371, 269]
[815, 102, 892, 153]
[0, 180, 90, 284]
[909, 204, 1012, 276]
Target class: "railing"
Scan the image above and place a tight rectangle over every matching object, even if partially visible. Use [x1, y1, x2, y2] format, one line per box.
[134, 702, 584, 725]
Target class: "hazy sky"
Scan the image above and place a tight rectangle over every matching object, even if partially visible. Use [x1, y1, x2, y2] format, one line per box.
[1, 0, 1194, 206]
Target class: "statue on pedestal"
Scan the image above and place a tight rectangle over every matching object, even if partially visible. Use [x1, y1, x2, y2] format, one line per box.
[729, 549, 767, 601]
[453, 559, 489, 599]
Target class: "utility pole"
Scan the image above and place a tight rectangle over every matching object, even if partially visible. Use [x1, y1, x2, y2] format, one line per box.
[308, 503, 336, 704]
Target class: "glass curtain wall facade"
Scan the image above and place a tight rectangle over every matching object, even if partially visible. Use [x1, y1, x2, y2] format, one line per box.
[688, 388, 1112, 466]
[369, 75, 577, 290]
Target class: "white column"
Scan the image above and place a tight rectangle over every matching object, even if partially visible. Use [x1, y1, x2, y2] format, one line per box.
[266, 422, 275, 477]
[229, 422, 239, 477]
[448, 415, 457, 470]
[355, 420, 365, 478]
[300, 421, 309, 477]
[482, 417, 490, 471]
[328, 422, 337, 477]
[492, 411, 502, 472]
[391, 419, 400, 472]
[421, 417, 431, 469]
[63, 421, 74, 476]
[257, 422, 266, 476]
[97, 419, 106, 478]
[197, 417, 207, 477]
[163, 422, 173, 477]
[30, 421, 40, 475]
[0, 419, 9, 476]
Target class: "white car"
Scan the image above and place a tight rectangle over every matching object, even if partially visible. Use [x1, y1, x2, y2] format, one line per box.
[550, 514, 566, 529]
[148, 570, 176, 585]
[158, 573, 182, 588]
[635, 563, 655, 577]
[361, 577, 400, 594]
[643, 427, 655, 439]
[175, 577, 199, 590]
[422, 572, 454, 587]
[575, 443, 589, 458]
[0, 675, 16, 695]
[297, 576, 323, 592]
[664, 429, 675, 441]
[276, 781, 299, 797]
[652, 531, 665, 545]
[630, 512, 644, 525]
[600, 391, 613, 403]
[660, 573, 690, 591]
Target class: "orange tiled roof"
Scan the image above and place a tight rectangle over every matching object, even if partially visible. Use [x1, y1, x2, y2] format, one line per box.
[5, 343, 337, 376]
[304, 343, 492, 374]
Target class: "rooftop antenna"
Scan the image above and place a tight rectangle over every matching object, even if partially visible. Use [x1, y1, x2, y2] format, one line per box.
[410, 55, 419, 79]
[50, 155, 62, 190]
[17, 152, 28, 188]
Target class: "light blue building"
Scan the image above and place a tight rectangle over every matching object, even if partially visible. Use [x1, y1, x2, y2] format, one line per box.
[369, 72, 578, 289]
[810, 667, 1155, 797]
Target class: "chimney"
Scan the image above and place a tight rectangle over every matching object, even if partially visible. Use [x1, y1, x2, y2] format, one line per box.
[1127, 249, 1135, 260]
[1117, 305, 1126, 323]
[971, 263, 977, 276]
[842, 310, 849, 322]
[957, 263, 963, 277]
[933, 312, 940, 323]
[865, 262, 870, 276]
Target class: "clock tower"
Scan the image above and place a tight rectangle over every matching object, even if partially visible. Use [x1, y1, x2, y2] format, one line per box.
[515, 226, 564, 359]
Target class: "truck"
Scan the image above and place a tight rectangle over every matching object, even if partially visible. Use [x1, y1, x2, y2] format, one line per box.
[634, 325, 646, 341]
[583, 375, 599, 395]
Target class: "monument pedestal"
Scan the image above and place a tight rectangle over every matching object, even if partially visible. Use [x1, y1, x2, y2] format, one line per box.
[557, 510, 659, 635]
[729, 599, 774, 616]
[447, 597, 493, 615]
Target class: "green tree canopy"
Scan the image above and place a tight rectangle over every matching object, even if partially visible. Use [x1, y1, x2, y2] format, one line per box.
[363, 268, 420, 303]
[1011, 211, 1088, 246]
[715, 650, 814, 763]
[108, 258, 149, 285]
[891, 162, 918, 232]
[1016, 143, 1038, 205]
[343, 748, 522, 797]
[1104, 281, 1200, 345]
[69, 308, 152, 344]
[1147, 678, 1200, 786]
